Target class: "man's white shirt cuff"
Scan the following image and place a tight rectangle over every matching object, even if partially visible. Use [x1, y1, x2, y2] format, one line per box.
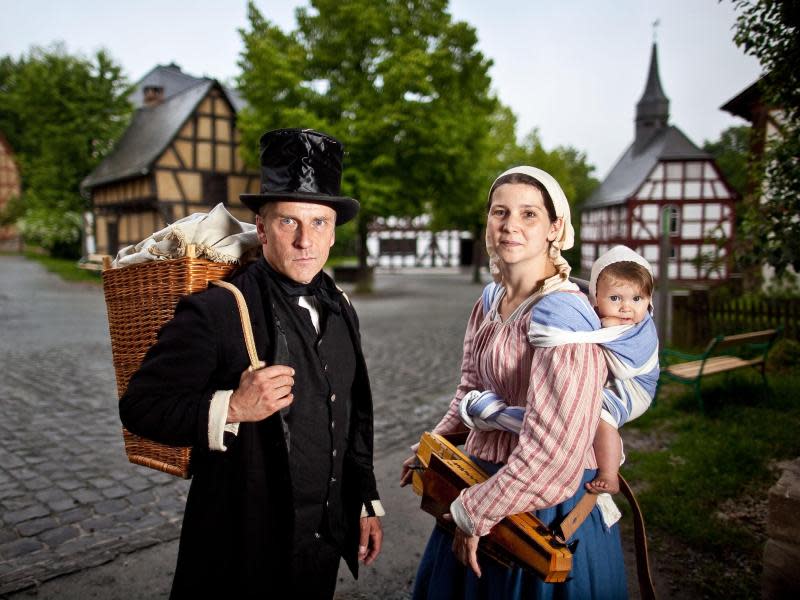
[209, 390, 240, 451]
[360, 500, 386, 518]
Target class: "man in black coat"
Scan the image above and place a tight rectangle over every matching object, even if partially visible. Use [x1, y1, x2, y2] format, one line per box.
[120, 128, 383, 599]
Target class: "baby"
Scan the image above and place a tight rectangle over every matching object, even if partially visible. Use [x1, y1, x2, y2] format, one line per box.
[586, 246, 658, 494]
[460, 245, 659, 500]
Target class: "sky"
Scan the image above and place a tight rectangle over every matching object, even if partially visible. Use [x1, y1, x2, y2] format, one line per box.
[1, 0, 762, 178]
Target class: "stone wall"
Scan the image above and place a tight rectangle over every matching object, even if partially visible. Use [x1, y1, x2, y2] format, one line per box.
[763, 457, 800, 598]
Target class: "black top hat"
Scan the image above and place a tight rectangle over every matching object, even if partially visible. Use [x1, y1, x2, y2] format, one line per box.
[240, 128, 360, 225]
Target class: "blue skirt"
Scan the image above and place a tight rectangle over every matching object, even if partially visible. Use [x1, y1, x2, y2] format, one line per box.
[412, 466, 627, 600]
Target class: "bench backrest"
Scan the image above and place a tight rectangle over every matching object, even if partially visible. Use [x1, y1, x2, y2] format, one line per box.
[713, 328, 781, 352]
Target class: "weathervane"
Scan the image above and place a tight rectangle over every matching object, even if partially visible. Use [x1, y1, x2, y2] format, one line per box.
[652, 18, 661, 43]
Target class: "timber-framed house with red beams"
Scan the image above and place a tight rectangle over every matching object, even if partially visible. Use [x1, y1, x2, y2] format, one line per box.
[580, 44, 737, 283]
[0, 131, 22, 251]
[82, 63, 260, 256]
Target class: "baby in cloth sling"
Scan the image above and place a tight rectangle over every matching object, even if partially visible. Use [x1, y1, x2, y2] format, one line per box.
[461, 245, 659, 499]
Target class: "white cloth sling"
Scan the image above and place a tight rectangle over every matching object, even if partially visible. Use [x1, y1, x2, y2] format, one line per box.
[461, 286, 662, 529]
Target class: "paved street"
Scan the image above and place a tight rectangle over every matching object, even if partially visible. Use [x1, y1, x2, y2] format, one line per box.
[0, 255, 483, 596]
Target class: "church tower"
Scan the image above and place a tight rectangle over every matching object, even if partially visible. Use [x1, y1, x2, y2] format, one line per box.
[579, 43, 737, 284]
[635, 44, 670, 152]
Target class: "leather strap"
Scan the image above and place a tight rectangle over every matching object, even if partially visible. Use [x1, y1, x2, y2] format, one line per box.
[558, 490, 597, 541]
[557, 476, 656, 599]
[210, 280, 264, 371]
[619, 474, 657, 600]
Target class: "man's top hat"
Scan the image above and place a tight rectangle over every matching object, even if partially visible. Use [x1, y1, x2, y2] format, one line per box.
[240, 128, 360, 225]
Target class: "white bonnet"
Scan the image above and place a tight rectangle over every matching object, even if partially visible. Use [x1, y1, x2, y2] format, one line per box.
[488, 166, 575, 251]
[589, 245, 654, 304]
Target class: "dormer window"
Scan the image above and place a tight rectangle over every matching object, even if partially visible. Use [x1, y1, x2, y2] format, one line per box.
[143, 85, 164, 106]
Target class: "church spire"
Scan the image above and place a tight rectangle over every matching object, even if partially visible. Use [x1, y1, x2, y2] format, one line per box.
[635, 43, 670, 152]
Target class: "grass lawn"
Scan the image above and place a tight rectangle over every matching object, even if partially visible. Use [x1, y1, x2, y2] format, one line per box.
[622, 359, 800, 598]
[19, 250, 103, 284]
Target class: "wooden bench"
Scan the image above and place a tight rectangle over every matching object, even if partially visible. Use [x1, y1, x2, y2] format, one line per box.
[78, 253, 112, 272]
[659, 327, 782, 411]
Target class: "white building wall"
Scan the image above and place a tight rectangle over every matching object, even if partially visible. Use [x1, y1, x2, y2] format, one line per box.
[580, 159, 736, 281]
[366, 228, 471, 268]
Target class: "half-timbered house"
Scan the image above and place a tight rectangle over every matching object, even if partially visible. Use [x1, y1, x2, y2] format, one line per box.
[580, 44, 737, 283]
[0, 132, 22, 251]
[367, 215, 473, 268]
[722, 78, 799, 287]
[721, 77, 777, 173]
[81, 64, 259, 256]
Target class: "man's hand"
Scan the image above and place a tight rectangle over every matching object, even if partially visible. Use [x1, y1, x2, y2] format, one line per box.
[358, 516, 383, 565]
[227, 365, 294, 423]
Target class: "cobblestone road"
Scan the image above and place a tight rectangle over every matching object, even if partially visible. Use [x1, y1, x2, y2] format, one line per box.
[0, 256, 485, 595]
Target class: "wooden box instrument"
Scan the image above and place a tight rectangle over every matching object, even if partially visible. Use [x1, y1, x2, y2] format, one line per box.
[412, 431, 572, 583]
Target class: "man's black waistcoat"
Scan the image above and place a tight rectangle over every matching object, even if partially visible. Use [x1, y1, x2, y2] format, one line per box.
[267, 275, 356, 548]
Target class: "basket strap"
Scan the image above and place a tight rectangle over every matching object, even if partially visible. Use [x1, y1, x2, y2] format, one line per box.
[210, 280, 263, 371]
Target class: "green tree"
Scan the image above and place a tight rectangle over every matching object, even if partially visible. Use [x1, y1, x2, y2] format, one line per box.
[238, 0, 498, 280]
[553, 146, 598, 273]
[429, 103, 521, 282]
[236, 3, 323, 167]
[0, 45, 131, 257]
[731, 0, 800, 277]
[702, 126, 751, 198]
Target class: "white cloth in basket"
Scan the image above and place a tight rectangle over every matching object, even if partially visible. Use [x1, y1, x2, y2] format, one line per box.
[112, 203, 260, 267]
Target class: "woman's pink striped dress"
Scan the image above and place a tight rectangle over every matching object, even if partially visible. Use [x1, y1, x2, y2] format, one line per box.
[432, 287, 607, 537]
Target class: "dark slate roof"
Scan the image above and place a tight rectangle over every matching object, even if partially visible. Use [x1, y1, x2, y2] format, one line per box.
[584, 125, 711, 209]
[225, 87, 248, 113]
[83, 62, 248, 191]
[130, 63, 246, 112]
[721, 78, 764, 122]
[82, 80, 214, 190]
[130, 63, 207, 108]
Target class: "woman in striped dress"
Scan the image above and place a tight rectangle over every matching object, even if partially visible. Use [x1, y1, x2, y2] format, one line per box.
[402, 166, 627, 599]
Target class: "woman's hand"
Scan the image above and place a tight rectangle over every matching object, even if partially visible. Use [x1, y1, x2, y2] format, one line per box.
[400, 442, 421, 487]
[400, 455, 418, 486]
[447, 516, 482, 577]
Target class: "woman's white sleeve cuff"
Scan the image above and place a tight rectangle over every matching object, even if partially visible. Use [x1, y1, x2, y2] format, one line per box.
[209, 390, 239, 451]
[450, 495, 476, 536]
[360, 500, 386, 518]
